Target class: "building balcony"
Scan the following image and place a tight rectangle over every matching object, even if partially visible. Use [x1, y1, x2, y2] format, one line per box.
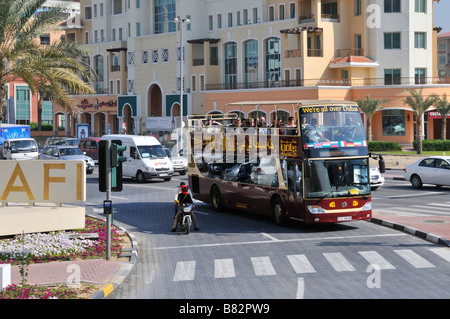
[204, 77, 450, 91]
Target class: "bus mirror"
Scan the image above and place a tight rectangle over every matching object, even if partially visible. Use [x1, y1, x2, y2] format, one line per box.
[378, 156, 385, 173]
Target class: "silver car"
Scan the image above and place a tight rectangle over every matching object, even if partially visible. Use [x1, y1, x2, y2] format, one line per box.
[39, 146, 95, 174]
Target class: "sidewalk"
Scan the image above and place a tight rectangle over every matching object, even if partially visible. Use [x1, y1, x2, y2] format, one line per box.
[8, 222, 138, 299]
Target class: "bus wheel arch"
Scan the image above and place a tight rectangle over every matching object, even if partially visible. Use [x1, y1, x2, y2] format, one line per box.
[210, 185, 224, 212]
[271, 195, 286, 226]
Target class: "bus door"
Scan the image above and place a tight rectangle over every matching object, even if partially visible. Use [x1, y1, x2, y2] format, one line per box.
[284, 160, 303, 220]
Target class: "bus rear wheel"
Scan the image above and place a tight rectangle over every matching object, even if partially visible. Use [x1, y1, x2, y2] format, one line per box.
[210, 186, 223, 212]
[272, 197, 286, 226]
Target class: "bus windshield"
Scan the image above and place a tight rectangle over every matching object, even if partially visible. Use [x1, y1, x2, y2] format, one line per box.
[305, 158, 370, 199]
[300, 109, 365, 146]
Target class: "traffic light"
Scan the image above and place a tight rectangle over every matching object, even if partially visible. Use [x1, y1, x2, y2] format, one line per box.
[98, 140, 127, 192]
[110, 140, 126, 191]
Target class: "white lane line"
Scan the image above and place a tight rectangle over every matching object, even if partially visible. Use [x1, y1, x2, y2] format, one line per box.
[251, 256, 276, 276]
[261, 233, 279, 241]
[153, 233, 406, 250]
[296, 278, 305, 299]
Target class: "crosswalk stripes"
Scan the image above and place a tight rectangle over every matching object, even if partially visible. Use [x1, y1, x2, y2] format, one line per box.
[169, 249, 450, 282]
[359, 251, 396, 269]
[375, 201, 450, 217]
[394, 249, 435, 268]
[323, 252, 356, 272]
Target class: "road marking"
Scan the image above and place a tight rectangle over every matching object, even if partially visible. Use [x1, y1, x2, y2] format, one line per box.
[372, 191, 444, 200]
[287, 254, 316, 274]
[394, 249, 435, 268]
[152, 233, 406, 250]
[323, 252, 356, 272]
[261, 233, 279, 241]
[214, 259, 235, 278]
[145, 263, 159, 284]
[429, 248, 450, 263]
[359, 251, 396, 270]
[173, 261, 196, 281]
[251, 256, 276, 276]
[296, 278, 305, 299]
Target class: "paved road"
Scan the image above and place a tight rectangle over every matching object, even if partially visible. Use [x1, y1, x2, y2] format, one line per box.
[82, 176, 450, 300]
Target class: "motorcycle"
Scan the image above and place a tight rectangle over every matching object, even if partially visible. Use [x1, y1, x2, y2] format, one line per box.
[175, 202, 194, 234]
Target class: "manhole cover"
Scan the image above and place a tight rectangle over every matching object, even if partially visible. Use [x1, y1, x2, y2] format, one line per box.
[423, 220, 445, 223]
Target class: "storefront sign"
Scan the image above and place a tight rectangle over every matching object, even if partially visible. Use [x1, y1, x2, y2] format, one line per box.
[428, 111, 449, 119]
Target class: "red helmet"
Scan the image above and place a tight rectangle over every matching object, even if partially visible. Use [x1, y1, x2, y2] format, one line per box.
[181, 185, 188, 194]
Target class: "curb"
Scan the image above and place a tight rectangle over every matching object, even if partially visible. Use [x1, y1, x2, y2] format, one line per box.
[88, 216, 138, 299]
[370, 217, 450, 247]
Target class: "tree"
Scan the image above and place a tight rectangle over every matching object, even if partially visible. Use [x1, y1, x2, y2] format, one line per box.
[356, 95, 389, 141]
[0, 0, 94, 125]
[23, 40, 95, 130]
[403, 89, 435, 154]
[432, 93, 450, 141]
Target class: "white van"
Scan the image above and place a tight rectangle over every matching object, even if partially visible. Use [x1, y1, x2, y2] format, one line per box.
[101, 134, 174, 182]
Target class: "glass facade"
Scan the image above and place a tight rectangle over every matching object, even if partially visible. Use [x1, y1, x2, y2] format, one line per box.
[265, 37, 281, 85]
[154, 0, 176, 34]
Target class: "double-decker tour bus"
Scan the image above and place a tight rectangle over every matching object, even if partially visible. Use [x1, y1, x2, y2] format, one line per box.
[186, 100, 378, 225]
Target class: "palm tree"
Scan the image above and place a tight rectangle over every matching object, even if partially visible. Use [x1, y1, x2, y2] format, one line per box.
[432, 93, 450, 141]
[23, 40, 95, 130]
[356, 95, 389, 141]
[403, 89, 435, 154]
[0, 0, 94, 126]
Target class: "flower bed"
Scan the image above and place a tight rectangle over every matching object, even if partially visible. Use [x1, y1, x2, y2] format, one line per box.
[0, 216, 124, 299]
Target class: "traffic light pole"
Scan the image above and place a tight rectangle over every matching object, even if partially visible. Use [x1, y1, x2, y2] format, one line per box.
[105, 140, 112, 260]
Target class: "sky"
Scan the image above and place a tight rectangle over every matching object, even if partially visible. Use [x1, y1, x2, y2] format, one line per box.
[434, 1, 450, 34]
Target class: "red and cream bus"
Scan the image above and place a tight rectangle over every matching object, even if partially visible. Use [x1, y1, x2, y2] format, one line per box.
[186, 100, 374, 225]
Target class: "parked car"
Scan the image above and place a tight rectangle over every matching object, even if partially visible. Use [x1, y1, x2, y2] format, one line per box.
[43, 137, 80, 148]
[164, 147, 188, 175]
[369, 165, 385, 190]
[404, 156, 450, 189]
[39, 145, 95, 174]
[78, 137, 101, 162]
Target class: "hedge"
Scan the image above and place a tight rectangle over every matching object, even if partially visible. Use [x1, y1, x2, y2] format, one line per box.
[368, 141, 402, 152]
[413, 139, 450, 151]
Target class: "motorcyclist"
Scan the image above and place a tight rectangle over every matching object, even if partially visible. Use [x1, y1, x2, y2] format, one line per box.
[171, 184, 200, 231]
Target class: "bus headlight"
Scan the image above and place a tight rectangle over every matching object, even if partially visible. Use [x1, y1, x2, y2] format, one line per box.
[307, 205, 325, 214]
[362, 202, 372, 211]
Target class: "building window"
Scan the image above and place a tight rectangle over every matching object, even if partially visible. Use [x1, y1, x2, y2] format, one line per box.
[244, 39, 258, 86]
[289, 2, 296, 19]
[415, 0, 426, 13]
[15, 86, 30, 124]
[40, 33, 50, 45]
[85, 6, 92, 20]
[384, 69, 401, 85]
[42, 98, 53, 124]
[355, 0, 362, 16]
[154, 0, 176, 34]
[136, 22, 141, 36]
[191, 75, 196, 92]
[414, 32, 426, 49]
[228, 12, 232, 27]
[439, 56, 446, 64]
[113, 0, 122, 15]
[279, 4, 285, 20]
[384, 0, 401, 13]
[112, 52, 120, 71]
[208, 15, 213, 31]
[269, 6, 275, 21]
[265, 37, 281, 85]
[384, 32, 401, 49]
[152, 49, 158, 63]
[127, 80, 135, 94]
[162, 49, 169, 62]
[94, 55, 104, 93]
[224, 42, 237, 89]
[142, 50, 148, 64]
[415, 68, 426, 84]
[127, 51, 134, 65]
[382, 109, 405, 136]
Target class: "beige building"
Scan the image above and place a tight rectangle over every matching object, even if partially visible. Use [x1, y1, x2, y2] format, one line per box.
[58, 0, 449, 143]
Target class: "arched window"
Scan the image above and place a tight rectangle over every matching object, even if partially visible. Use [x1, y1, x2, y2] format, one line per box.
[224, 42, 237, 89]
[244, 39, 258, 87]
[265, 37, 281, 86]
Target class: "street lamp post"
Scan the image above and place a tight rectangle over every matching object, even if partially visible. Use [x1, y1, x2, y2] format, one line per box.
[174, 16, 190, 154]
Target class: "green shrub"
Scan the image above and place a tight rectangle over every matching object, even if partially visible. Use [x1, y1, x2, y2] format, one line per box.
[368, 141, 402, 152]
[30, 122, 53, 131]
[413, 139, 450, 151]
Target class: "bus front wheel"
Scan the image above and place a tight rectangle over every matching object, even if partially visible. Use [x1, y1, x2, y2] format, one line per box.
[272, 197, 286, 226]
[210, 186, 223, 212]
